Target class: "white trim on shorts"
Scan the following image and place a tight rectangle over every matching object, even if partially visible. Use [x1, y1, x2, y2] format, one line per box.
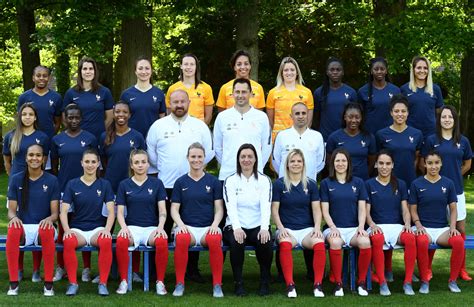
[276, 227, 313, 247]
[368, 224, 404, 249]
[70, 226, 105, 246]
[20, 224, 58, 247]
[323, 227, 357, 247]
[128, 225, 156, 250]
[412, 226, 449, 244]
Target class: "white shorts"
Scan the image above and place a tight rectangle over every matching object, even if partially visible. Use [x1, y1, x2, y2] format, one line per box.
[21, 224, 58, 247]
[368, 224, 404, 249]
[276, 227, 313, 247]
[70, 227, 104, 246]
[447, 193, 466, 221]
[323, 227, 357, 247]
[173, 225, 221, 247]
[128, 225, 156, 250]
[412, 226, 449, 244]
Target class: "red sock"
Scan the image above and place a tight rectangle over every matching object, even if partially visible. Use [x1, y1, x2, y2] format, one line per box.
[460, 233, 467, 271]
[279, 242, 294, 286]
[384, 249, 393, 272]
[400, 231, 416, 284]
[98, 236, 112, 284]
[206, 233, 223, 285]
[448, 235, 464, 282]
[32, 251, 42, 271]
[116, 236, 130, 281]
[132, 251, 141, 273]
[329, 249, 342, 283]
[57, 222, 64, 268]
[358, 247, 372, 284]
[428, 249, 435, 271]
[370, 233, 386, 284]
[6, 226, 23, 282]
[63, 236, 78, 284]
[38, 228, 55, 282]
[416, 234, 430, 282]
[174, 233, 191, 285]
[313, 242, 326, 284]
[19, 251, 24, 271]
[82, 251, 91, 269]
[154, 237, 169, 282]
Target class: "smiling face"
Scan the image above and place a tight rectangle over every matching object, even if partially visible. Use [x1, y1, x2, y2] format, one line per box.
[376, 154, 393, 179]
[413, 59, 428, 83]
[234, 55, 251, 79]
[187, 147, 205, 171]
[424, 154, 442, 177]
[26, 145, 43, 170]
[32, 67, 50, 90]
[282, 62, 297, 83]
[239, 148, 256, 173]
[287, 153, 304, 176]
[81, 61, 95, 83]
[21, 106, 36, 128]
[114, 103, 130, 127]
[344, 108, 362, 132]
[135, 59, 152, 82]
[81, 153, 99, 176]
[390, 102, 408, 125]
[130, 153, 149, 176]
[440, 108, 454, 131]
[232, 82, 251, 108]
[181, 56, 197, 78]
[65, 109, 81, 131]
[371, 61, 387, 82]
[333, 152, 348, 175]
[169, 90, 190, 117]
[327, 61, 343, 83]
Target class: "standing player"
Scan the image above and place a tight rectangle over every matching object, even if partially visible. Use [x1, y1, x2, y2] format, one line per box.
[63, 57, 114, 137]
[401, 56, 444, 139]
[6, 144, 59, 296]
[409, 151, 464, 293]
[266, 57, 314, 141]
[365, 150, 417, 296]
[223, 144, 273, 296]
[272, 149, 326, 298]
[357, 57, 400, 135]
[147, 89, 214, 281]
[166, 54, 214, 125]
[61, 149, 115, 296]
[120, 57, 166, 138]
[216, 50, 265, 112]
[17, 65, 62, 139]
[50, 103, 97, 282]
[170, 143, 224, 297]
[115, 149, 168, 295]
[313, 57, 357, 141]
[421, 105, 472, 281]
[214, 78, 272, 181]
[326, 102, 376, 180]
[320, 148, 372, 297]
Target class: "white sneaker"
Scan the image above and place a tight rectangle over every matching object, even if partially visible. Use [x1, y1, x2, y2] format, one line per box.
[91, 275, 100, 284]
[334, 283, 344, 297]
[132, 272, 143, 283]
[358, 285, 368, 296]
[32, 270, 42, 282]
[287, 287, 297, 298]
[156, 281, 167, 295]
[53, 267, 66, 282]
[43, 286, 54, 297]
[81, 268, 91, 282]
[313, 284, 325, 298]
[7, 286, 19, 296]
[116, 280, 128, 295]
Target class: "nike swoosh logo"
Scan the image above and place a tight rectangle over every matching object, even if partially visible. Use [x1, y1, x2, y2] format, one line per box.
[75, 192, 81, 195]
[407, 93, 413, 97]
[371, 191, 377, 194]
[420, 189, 427, 192]
[337, 142, 344, 145]
[130, 97, 136, 101]
[385, 139, 392, 143]
[73, 97, 79, 101]
[126, 191, 133, 194]
[329, 188, 335, 192]
[434, 144, 440, 147]
[282, 191, 289, 194]
[182, 188, 188, 191]
[59, 143, 65, 147]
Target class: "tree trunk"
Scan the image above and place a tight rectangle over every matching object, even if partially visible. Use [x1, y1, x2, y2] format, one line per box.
[98, 32, 115, 98]
[114, 13, 152, 99]
[373, 0, 406, 58]
[460, 51, 474, 141]
[16, 3, 40, 91]
[235, 0, 260, 81]
[55, 51, 70, 96]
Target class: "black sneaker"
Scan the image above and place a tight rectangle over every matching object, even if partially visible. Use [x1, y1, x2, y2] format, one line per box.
[185, 270, 205, 284]
[234, 281, 246, 297]
[259, 282, 270, 296]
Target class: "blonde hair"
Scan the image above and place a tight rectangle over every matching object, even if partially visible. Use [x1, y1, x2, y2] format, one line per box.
[276, 57, 304, 88]
[283, 149, 308, 192]
[409, 56, 433, 95]
[10, 103, 38, 158]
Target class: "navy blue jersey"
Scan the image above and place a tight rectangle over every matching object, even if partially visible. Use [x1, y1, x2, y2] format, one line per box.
[62, 178, 113, 231]
[120, 86, 166, 137]
[320, 176, 367, 228]
[401, 83, 444, 138]
[172, 173, 223, 227]
[99, 129, 146, 192]
[51, 131, 98, 192]
[365, 178, 408, 225]
[422, 135, 472, 194]
[7, 171, 59, 224]
[313, 84, 357, 140]
[357, 83, 400, 134]
[3, 130, 50, 178]
[409, 176, 457, 228]
[116, 177, 167, 227]
[17, 89, 62, 138]
[63, 87, 114, 137]
[326, 129, 376, 180]
[272, 178, 319, 230]
[376, 126, 423, 186]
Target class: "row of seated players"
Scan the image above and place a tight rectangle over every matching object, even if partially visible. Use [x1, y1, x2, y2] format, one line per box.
[5, 142, 466, 298]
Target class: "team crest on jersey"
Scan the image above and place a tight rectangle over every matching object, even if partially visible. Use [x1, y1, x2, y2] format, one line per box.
[395, 189, 399, 195]
[35, 138, 41, 144]
[352, 186, 357, 193]
[206, 185, 211, 193]
[441, 186, 447, 194]
[409, 136, 414, 143]
[361, 140, 366, 147]
[97, 189, 102, 197]
[456, 143, 461, 149]
[153, 96, 157, 102]
[235, 187, 243, 195]
[130, 140, 135, 147]
[251, 91, 256, 97]
[196, 92, 201, 97]
[344, 93, 349, 99]
[148, 188, 153, 195]
[49, 99, 54, 107]
[388, 93, 393, 99]
[80, 140, 86, 147]
[303, 188, 308, 195]
[299, 95, 303, 100]
[96, 95, 101, 101]
[42, 184, 48, 192]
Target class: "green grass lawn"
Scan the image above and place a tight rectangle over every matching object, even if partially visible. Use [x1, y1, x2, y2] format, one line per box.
[0, 172, 472, 306]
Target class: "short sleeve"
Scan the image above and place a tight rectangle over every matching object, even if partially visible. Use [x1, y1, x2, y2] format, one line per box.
[50, 177, 60, 201]
[462, 137, 472, 160]
[266, 88, 276, 109]
[309, 180, 319, 201]
[157, 179, 167, 202]
[171, 179, 182, 203]
[115, 181, 126, 206]
[271, 180, 283, 202]
[357, 178, 368, 201]
[319, 179, 329, 202]
[212, 178, 223, 200]
[102, 87, 114, 110]
[368, 133, 377, 154]
[62, 181, 74, 204]
[104, 180, 115, 203]
[408, 182, 418, 205]
[7, 177, 19, 200]
[2, 131, 12, 156]
[399, 180, 408, 201]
